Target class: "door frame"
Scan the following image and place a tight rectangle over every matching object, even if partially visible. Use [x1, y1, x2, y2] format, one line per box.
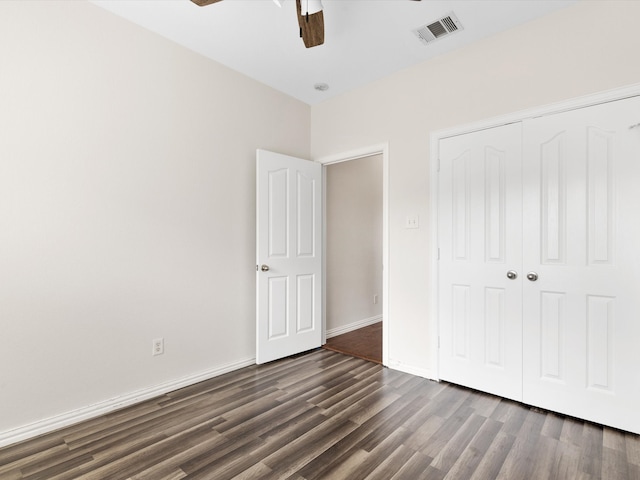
[429, 82, 640, 381]
[316, 143, 390, 366]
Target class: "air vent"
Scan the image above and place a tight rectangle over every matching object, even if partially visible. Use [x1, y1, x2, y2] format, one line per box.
[413, 12, 463, 45]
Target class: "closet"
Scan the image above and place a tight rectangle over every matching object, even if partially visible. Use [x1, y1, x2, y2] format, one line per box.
[437, 95, 640, 434]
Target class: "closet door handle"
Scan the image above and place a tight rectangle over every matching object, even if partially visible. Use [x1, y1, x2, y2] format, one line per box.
[526, 271, 539, 282]
[506, 270, 518, 280]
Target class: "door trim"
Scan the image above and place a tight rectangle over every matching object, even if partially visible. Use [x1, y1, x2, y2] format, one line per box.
[316, 143, 390, 366]
[430, 81, 640, 381]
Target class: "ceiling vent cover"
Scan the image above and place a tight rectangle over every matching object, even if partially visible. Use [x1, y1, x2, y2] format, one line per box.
[413, 12, 463, 45]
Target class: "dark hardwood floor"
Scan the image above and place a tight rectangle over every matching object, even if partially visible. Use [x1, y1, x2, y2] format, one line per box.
[323, 322, 382, 364]
[1, 349, 639, 479]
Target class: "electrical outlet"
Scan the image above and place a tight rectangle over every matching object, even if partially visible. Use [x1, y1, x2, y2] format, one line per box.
[152, 338, 164, 356]
[373, 294, 379, 304]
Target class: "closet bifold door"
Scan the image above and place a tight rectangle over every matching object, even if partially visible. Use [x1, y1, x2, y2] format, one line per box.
[521, 95, 640, 434]
[438, 122, 523, 402]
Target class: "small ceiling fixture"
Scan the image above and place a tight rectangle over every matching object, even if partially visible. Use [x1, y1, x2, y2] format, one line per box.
[314, 83, 329, 91]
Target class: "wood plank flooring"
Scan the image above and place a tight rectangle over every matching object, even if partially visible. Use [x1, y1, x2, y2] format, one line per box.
[1, 349, 639, 479]
[323, 323, 382, 364]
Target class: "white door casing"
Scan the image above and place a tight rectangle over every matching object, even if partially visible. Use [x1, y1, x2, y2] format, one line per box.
[317, 143, 390, 367]
[256, 149, 322, 364]
[438, 123, 524, 402]
[437, 94, 640, 434]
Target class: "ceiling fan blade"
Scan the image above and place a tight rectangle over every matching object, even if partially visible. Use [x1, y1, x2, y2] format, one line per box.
[296, 0, 324, 48]
[190, 0, 223, 6]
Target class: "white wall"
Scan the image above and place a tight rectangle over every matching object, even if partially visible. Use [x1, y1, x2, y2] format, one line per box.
[0, 0, 310, 438]
[310, 0, 640, 376]
[326, 155, 383, 332]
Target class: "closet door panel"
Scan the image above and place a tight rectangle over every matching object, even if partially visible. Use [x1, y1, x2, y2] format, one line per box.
[438, 123, 523, 401]
[522, 96, 640, 434]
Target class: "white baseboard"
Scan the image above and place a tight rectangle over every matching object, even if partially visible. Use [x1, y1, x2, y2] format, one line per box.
[325, 315, 382, 339]
[387, 360, 438, 381]
[0, 356, 255, 448]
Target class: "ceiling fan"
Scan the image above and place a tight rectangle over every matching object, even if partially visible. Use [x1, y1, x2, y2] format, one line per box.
[190, 0, 422, 49]
[190, 0, 325, 48]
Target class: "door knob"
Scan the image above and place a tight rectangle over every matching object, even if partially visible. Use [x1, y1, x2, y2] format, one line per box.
[261, 264, 270, 272]
[506, 270, 518, 280]
[526, 271, 538, 281]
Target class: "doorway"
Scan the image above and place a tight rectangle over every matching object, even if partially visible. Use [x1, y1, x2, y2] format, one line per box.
[319, 147, 388, 364]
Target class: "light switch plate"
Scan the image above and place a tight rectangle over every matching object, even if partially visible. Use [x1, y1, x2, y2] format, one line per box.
[405, 215, 419, 229]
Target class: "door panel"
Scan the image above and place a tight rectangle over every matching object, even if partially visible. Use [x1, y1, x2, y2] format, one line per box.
[439, 123, 523, 401]
[257, 149, 322, 364]
[522, 97, 640, 434]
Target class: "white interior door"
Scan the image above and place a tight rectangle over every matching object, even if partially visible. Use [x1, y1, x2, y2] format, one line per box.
[521, 96, 640, 434]
[438, 123, 524, 401]
[256, 149, 322, 364]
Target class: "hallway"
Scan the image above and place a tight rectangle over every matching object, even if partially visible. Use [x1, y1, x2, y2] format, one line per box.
[323, 322, 382, 364]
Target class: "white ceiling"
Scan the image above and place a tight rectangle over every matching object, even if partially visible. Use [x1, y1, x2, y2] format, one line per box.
[90, 0, 577, 105]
